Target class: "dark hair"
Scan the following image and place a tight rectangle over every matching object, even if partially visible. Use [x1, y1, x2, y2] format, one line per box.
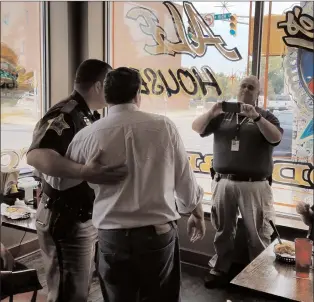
[74, 59, 112, 91]
[104, 67, 141, 105]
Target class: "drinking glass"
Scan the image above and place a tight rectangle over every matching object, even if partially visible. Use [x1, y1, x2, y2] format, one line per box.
[295, 238, 313, 279]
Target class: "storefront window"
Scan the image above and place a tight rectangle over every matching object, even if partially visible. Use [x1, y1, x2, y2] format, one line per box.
[112, 1, 253, 204]
[259, 1, 313, 216]
[1, 2, 44, 172]
[111, 1, 313, 216]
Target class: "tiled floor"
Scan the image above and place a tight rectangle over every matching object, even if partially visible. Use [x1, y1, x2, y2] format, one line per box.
[16, 251, 292, 302]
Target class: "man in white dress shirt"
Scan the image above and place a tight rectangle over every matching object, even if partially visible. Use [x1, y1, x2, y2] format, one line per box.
[48, 67, 205, 302]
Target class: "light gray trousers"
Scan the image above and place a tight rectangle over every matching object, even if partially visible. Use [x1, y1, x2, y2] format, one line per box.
[209, 178, 275, 274]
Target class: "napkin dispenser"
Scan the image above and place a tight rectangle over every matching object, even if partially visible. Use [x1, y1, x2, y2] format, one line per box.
[18, 177, 39, 202]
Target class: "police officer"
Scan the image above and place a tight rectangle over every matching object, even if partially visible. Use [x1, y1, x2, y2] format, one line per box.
[27, 59, 127, 302]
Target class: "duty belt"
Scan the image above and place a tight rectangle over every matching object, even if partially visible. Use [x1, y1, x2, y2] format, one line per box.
[42, 180, 92, 222]
[216, 174, 267, 182]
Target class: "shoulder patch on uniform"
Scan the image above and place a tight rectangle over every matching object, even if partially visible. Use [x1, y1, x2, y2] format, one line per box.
[61, 100, 78, 114]
[46, 113, 70, 136]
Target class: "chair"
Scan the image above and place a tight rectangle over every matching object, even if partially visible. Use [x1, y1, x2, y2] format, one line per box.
[1, 264, 43, 302]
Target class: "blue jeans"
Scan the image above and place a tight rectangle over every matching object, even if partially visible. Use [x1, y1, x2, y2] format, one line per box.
[97, 222, 181, 302]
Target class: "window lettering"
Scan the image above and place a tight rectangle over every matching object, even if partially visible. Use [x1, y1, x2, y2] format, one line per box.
[126, 1, 242, 61]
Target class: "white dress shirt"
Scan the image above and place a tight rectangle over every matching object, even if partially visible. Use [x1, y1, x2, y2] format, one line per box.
[45, 104, 203, 229]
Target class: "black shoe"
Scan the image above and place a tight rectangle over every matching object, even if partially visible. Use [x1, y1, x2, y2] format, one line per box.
[204, 272, 229, 289]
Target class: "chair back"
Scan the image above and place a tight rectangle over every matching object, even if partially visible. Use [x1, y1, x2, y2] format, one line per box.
[1, 268, 42, 301]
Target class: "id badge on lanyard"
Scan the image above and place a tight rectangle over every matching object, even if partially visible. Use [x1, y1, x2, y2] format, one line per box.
[231, 114, 247, 152]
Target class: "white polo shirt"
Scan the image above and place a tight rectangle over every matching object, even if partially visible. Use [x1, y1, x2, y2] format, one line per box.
[46, 104, 203, 229]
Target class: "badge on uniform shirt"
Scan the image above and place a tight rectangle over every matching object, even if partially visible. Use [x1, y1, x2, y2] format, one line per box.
[46, 113, 70, 136]
[83, 116, 91, 126]
[231, 139, 240, 151]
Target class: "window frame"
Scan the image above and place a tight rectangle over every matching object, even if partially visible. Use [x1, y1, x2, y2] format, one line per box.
[40, 1, 50, 115]
[0, 2, 50, 251]
[0, 2, 50, 175]
[21, 2, 50, 175]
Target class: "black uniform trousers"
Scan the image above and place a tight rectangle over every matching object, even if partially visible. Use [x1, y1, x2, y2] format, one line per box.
[36, 196, 97, 302]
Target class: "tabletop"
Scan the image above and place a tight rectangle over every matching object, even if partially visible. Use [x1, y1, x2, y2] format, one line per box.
[1, 213, 37, 234]
[231, 241, 313, 302]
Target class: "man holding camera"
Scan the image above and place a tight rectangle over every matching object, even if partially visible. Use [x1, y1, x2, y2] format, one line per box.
[192, 75, 283, 288]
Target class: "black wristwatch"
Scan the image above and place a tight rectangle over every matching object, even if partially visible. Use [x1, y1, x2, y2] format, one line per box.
[253, 114, 262, 122]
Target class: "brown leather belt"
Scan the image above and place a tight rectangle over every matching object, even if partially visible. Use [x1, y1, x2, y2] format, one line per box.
[217, 174, 267, 182]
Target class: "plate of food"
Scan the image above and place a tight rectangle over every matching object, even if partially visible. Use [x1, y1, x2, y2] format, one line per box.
[2, 205, 31, 220]
[274, 241, 296, 264]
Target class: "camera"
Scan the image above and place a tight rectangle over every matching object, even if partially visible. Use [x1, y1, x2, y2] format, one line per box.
[222, 101, 242, 113]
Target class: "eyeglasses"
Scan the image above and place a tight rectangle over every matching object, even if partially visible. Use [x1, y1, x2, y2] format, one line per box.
[241, 84, 255, 91]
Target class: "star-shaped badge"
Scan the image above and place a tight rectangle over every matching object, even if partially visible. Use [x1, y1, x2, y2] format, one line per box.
[46, 113, 70, 136]
[83, 116, 91, 126]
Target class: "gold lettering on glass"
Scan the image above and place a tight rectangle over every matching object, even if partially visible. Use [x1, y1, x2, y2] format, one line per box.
[126, 1, 242, 61]
[278, 6, 314, 51]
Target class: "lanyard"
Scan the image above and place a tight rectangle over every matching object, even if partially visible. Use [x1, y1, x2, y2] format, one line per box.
[235, 114, 247, 139]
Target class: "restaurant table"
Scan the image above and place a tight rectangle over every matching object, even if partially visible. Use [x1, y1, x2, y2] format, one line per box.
[231, 240, 313, 302]
[1, 213, 37, 234]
